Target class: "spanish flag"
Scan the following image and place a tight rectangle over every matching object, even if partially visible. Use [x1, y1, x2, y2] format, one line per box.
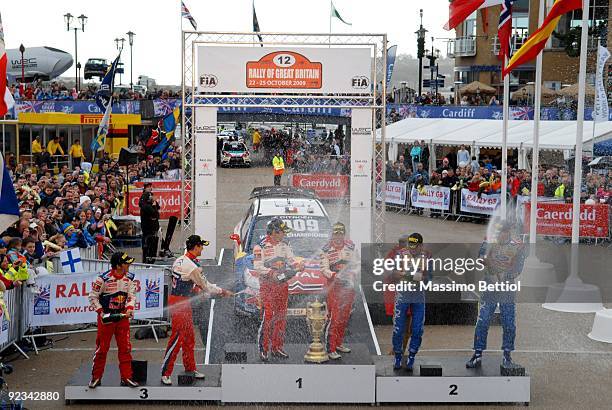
[503, 0, 582, 77]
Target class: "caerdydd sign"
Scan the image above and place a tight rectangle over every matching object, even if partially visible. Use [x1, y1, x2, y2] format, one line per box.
[198, 47, 371, 94]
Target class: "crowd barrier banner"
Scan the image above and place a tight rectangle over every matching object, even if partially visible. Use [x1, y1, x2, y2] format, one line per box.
[515, 195, 564, 222]
[291, 174, 349, 199]
[128, 188, 182, 219]
[410, 185, 451, 211]
[0, 288, 25, 355]
[524, 203, 610, 238]
[460, 189, 501, 215]
[29, 270, 165, 327]
[0, 302, 9, 345]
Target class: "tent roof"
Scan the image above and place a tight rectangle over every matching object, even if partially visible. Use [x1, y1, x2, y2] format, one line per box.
[377, 118, 612, 150]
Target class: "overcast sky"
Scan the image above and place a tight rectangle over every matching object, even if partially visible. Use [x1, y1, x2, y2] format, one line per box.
[2, 0, 451, 85]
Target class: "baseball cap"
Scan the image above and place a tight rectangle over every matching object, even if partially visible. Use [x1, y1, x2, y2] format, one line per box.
[186, 234, 210, 249]
[267, 218, 291, 234]
[111, 252, 135, 268]
[408, 233, 423, 247]
[332, 222, 346, 234]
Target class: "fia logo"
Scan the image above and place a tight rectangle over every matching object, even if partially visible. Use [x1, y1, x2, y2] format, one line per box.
[351, 76, 370, 89]
[200, 74, 218, 88]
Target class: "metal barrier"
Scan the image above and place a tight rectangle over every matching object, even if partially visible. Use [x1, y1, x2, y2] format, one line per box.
[0, 288, 29, 359]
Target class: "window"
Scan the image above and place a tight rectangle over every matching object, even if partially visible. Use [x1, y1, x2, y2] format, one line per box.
[462, 11, 477, 37]
[549, 0, 608, 48]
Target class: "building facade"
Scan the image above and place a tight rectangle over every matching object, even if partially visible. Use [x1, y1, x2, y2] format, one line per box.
[449, 0, 611, 96]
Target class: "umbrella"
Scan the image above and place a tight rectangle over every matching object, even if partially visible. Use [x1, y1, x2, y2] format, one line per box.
[511, 84, 558, 99]
[558, 83, 596, 97]
[460, 81, 496, 95]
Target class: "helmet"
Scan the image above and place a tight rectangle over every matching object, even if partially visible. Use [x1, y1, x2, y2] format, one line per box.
[267, 218, 291, 234]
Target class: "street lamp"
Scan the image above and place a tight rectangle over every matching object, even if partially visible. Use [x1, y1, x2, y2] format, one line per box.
[126, 31, 135, 90]
[114, 38, 126, 85]
[64, 12, 87, 92]
[415, 9, 428, 98]
[18, 44, 25, 85]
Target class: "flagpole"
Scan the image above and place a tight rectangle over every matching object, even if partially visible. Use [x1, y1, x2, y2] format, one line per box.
[528, 0, 545, 243]
[571, 0, 590, 245]
[501, 55, 509, 220]
[329, 0, 332, 47]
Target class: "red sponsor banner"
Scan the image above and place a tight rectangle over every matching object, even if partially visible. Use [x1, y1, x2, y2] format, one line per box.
[291, 174, 349, 199]
[133, 180, 181, 190]
[524, 203, 610, 238]
[127, 189, 184, 220]
[246, 51, 322, 89]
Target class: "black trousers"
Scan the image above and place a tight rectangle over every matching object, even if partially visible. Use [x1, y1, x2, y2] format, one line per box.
[142, 234, 159, 263]
[274, 174, 281, 186]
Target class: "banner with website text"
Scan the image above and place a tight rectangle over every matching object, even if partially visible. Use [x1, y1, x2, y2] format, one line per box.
[410, 185, 451, 210]
[524, 203, 610, 238]
[460, 188, 500, 215]
[29, 270, 164, 327]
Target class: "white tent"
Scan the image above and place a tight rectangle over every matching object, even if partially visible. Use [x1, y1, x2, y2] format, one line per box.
[377, 118, 612, 150]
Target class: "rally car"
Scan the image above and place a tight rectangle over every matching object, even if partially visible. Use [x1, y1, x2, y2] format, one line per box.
[220, 141, 251, 167]
[230, 186, 332, 316]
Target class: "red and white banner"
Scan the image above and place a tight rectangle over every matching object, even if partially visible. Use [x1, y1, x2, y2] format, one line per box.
[460, 188, 501, 215]
[29, 270, 165, 327]
[133, 180, 181, 190]
[291, 174, 349, 199]
[127, 188, 183, 220]
[524, 203, 610, 238]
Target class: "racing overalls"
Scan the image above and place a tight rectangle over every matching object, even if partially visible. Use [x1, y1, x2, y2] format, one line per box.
[392, 250, 431, 356]
[320, 239, 359, 353]
[88, 269, 136, 380]
[254, 236, 299, 354]
[473, 237, 526, 353]
[162, 252, 222, 377]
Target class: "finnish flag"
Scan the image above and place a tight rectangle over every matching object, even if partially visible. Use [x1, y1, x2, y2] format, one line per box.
[0, 154, 19, 233]
[59, 248, 83, 274]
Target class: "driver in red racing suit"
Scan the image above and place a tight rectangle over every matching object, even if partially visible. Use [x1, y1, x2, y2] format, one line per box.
[88, 252, 138, 389]
[319, 222, 360, 360]
[254, 218, 304, 361]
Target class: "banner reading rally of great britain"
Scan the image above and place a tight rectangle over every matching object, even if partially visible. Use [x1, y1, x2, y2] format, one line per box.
[410, 185, 451, 210]
[30, 270, 164, 327]
[198, 47, 371, 95]
[460, 188, 501, 215]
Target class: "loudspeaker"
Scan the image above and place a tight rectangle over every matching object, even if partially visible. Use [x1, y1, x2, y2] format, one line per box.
[118, 147, 139, 166]
[224, 350, 247, 363]
[420, 364, 442, 377]
[178, 374, 195, 385]
[131, 360, 148, 383]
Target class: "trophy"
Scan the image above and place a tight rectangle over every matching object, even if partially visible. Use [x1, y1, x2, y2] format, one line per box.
[304, 299, 329, 363]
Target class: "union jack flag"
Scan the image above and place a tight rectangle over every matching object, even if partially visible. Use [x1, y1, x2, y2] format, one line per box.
[181, 1, 197, 30]
[510, 106, 532, 120]
[498, 0, 516, 61]
[14, 100, 44, 114]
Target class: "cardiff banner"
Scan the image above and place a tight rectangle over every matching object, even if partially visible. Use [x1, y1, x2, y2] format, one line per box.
[460, 188, 501, 215]
[127, 188, 182, 220]
[291, 174, 349, 199]
[29, 270, 164, 327]
[524, 203, 610, 238]
[198, 47, 371, 94]
[410, 185, 451, 210]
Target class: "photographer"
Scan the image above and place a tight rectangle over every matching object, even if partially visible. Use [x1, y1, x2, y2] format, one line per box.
[140, 191, 160, 263]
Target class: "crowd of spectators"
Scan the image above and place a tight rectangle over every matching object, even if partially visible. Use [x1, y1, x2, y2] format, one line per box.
[386, 143, 612, 209]
[0, 130, 183, 288]
[9, 80, 180, 101]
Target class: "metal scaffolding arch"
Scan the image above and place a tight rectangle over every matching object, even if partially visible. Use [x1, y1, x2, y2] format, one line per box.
[181, 31, 387, 247]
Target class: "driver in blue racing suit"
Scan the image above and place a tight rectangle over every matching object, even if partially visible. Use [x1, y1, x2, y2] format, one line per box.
[391, 233, 431, 371]
[466, 221, 526, 369]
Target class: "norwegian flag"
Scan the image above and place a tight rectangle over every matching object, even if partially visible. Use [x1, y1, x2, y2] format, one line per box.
[498, 0, 516, 60]
[0, 12, 15, 118]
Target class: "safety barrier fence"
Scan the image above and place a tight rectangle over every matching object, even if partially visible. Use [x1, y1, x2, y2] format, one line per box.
[0, 259, 172, 357]
[376, 181, 612, 241]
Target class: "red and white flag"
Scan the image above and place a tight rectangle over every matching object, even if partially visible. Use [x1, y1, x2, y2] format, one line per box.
[444, 0, 503, 31]
[0, 12, 15, 117]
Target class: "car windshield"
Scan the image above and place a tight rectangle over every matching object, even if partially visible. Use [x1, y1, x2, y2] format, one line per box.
[246, 215, 331, 258]
[88, 59, 106, 65]
[223, 142, 245, 151]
